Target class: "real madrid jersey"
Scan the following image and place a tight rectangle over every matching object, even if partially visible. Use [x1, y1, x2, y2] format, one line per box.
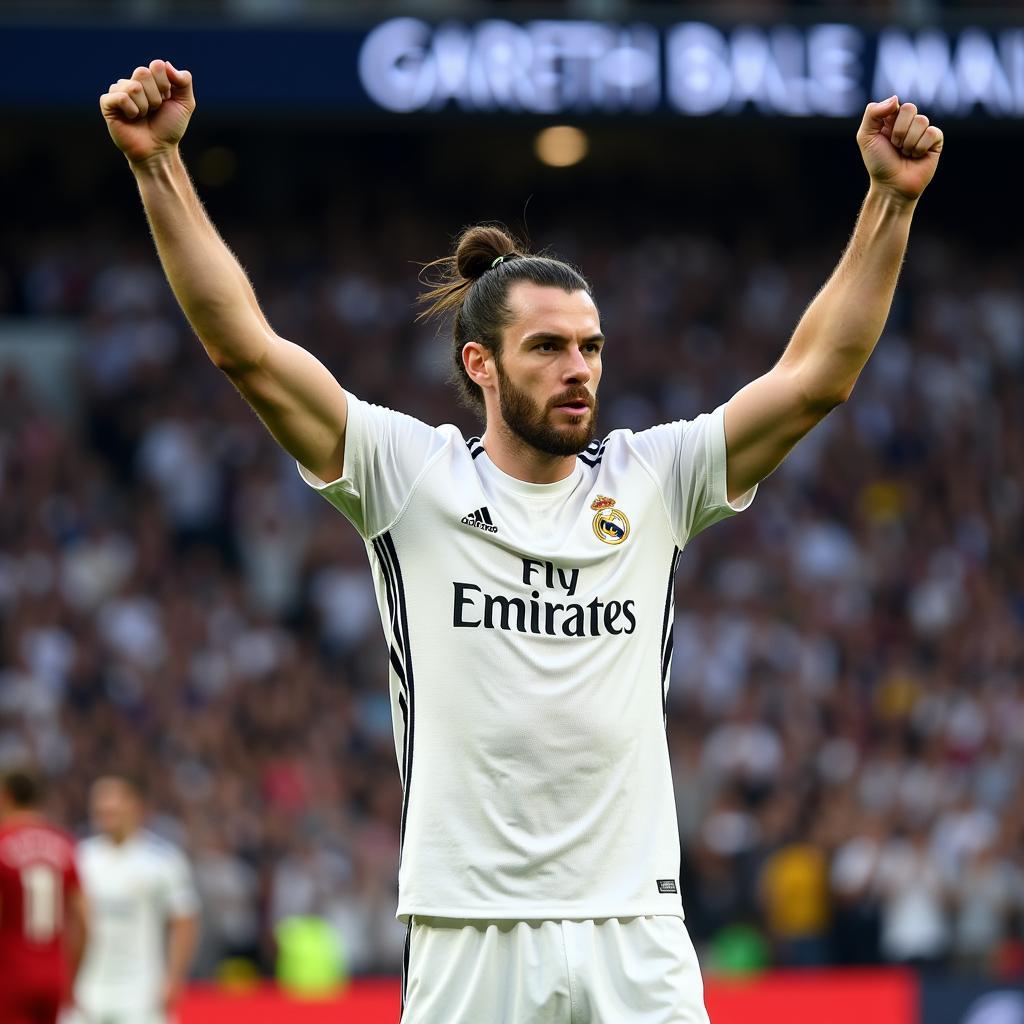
[75, 831, 198, 1012]
[298, 391, 756, 921]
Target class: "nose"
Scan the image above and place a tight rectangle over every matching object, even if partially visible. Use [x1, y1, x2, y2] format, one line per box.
[563, 346, 592, 385]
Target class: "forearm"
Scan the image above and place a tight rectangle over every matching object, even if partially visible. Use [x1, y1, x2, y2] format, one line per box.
[131, 148, 272, 373]
[165, 915, 198, 988]
[779, 185, 917, 405]
[67, 925, 86, 980]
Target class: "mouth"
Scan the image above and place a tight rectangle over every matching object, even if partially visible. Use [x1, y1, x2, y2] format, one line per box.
[551, 393, 592, 415]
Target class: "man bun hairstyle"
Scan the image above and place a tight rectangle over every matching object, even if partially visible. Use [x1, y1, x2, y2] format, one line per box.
[418, 224, 592, 415]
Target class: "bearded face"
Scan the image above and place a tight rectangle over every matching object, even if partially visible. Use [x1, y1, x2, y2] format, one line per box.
[496, 356, 599, 457]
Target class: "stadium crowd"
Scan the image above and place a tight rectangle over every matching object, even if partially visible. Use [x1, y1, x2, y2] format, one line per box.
[1, 202, 1022, 981]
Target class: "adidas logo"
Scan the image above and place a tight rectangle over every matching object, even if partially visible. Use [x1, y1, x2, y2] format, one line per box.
[461, 506, 498, 534]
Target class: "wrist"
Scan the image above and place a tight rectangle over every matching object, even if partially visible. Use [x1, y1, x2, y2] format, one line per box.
[866, 181, 919, 216]
[129, 146, 182, 178]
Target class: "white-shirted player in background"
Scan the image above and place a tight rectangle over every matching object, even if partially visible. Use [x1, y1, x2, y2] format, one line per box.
[100, 59, 942, 1022]
[71, 775, 199, 1024]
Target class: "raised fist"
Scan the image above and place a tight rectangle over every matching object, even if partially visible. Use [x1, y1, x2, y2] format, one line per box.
[100, 59, 195, 165]
[857, 96, 944, 202]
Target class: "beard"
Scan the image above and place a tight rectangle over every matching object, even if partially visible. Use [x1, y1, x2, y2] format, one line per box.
[496, 363, 599, 457]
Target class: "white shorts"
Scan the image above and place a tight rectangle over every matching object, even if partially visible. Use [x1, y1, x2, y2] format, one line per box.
[403, 916, 710, 1024]
[60, 1006, 169, 1024]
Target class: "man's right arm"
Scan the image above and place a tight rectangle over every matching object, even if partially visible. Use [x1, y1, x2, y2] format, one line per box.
[65, 887, 89, 983]
[101, 60, 348, 482]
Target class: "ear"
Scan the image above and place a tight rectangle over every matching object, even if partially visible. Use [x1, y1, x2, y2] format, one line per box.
[463, 341, 495, 390]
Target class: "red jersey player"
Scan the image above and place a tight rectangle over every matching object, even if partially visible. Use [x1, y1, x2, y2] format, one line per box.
[0, 769, 88, 1024]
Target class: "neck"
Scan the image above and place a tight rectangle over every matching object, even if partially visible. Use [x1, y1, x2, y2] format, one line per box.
[481, 420, 579, 484]
[107, 827, 136, 846]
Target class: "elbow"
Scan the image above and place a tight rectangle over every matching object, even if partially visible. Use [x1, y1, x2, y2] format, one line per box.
[810, 386, 852, 413]
[800, 371, 856, 414]
[208, 350, 236, 374]
[787, 361, 855, 417]
[831, 380, 857, 407]
[207, 330, 276, 378]
[211, 351, 254, 377]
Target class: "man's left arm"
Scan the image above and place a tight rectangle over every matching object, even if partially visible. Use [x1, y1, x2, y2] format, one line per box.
[161, 912, 199, 1010]
[724, 96, 944, 503]
[159, 848, 200, 1012]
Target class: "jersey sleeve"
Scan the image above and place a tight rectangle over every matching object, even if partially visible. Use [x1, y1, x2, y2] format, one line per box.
[296, 390, 448, 539]
[630, 402, 757, 547]
[159, 847, 199, 919]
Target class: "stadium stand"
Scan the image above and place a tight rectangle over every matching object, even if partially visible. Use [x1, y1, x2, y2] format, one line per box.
[2, 192, 1022, 977]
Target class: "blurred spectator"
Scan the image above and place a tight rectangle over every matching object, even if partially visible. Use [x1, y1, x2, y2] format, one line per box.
[757, 800, 831, 966]
[191, 828, 261, 975]
[877, 826, 951, 967]
[830, 809, 886, 964]
[952, 841, 1022, 975]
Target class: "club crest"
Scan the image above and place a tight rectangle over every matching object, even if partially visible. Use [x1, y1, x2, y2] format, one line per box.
[591, 496, 630, 545]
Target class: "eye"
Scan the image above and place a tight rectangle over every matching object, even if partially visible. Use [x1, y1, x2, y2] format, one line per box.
[584, 342, 603, 354]
[537, 340, 556, 352]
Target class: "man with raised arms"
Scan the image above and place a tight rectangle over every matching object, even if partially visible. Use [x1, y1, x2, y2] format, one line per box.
[100, 60, 942, 1022]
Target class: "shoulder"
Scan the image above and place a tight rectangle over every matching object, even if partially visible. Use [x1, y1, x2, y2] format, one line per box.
[138, 829, 185, 861]
[348, 391, 461, 446]
[576, 427, 666, 478]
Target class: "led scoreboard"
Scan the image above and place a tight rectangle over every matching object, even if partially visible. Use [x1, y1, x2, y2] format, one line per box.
[1, 16, 1023, 118]
[358, 18, 1024, 118]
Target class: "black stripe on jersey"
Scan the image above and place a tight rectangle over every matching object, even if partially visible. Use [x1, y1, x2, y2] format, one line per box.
[662, 633, 675, 689]
[381, 531, 416, 858]
[373, 539, 407, 697]
[372, 536, 414, 846]
[480, 507, 493, 526]
[400, 921, 412, 1017]
[389, 646, 406, 688]
[398, 691, 409, 786]
[577, 437, 608, 468]
[466, 436, 485, 460]
[659, 548, 681, 719]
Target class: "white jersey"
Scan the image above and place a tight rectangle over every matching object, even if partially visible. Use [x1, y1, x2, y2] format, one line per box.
[298, 392, 756, 921]
[75, 831, 198, 1013]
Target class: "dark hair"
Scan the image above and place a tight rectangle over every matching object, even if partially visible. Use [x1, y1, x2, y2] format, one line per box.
[95, 770, 147, 799]
[2, 768, 44, 809]
[418, 224, 592, 414]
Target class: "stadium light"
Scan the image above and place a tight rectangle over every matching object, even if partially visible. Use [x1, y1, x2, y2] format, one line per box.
[534, 125, 589, 167]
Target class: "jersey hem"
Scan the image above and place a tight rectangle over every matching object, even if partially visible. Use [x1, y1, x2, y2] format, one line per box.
[396, 904, 686, 923]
